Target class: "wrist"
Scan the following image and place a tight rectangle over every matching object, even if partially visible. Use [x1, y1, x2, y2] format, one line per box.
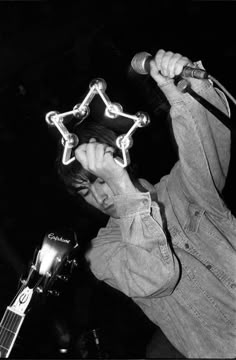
[106, 172, 137, 195]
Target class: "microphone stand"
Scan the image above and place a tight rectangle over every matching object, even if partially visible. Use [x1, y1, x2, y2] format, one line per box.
[176, 78, 234, 131]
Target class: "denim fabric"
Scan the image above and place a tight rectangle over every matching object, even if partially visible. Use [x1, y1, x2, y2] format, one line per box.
[86, 77, 236, 358]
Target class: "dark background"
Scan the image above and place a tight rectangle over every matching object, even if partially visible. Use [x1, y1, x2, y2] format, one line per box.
[0, 0, 236, 358]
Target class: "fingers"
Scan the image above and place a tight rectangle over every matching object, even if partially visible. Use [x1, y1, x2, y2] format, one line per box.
[75, 138, 115, 172]
[151, 49, 191, 80]
[86, 139, 101, 169]
[167, 53, 183, 78]
[75, 143, 89, 169]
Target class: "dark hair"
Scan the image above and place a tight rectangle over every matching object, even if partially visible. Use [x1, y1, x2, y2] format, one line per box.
[56, 120, 137, 196]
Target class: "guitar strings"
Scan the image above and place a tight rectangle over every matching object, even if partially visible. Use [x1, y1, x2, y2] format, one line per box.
[0, 309, 22, 354]
[0, 274, 44, 354]
[0, 268, 35, 351]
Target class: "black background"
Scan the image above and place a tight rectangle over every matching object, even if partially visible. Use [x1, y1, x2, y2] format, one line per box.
[0, 1, 236, 358]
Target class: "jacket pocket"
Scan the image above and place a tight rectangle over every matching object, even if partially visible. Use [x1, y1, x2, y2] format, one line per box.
[184, 203, 205, 233]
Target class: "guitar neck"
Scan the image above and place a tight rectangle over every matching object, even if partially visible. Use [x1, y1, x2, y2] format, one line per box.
[0, 307, 25, 358]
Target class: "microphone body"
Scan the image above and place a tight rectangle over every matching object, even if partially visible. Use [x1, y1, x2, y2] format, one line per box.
[131, 52, 209, 79]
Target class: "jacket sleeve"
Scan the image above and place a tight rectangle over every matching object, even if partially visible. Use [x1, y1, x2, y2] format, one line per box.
[86, 191, 180, 299]
[160, 67, 231, 214]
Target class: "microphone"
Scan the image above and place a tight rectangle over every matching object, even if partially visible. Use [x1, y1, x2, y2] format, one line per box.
[131, 51, 209, 79]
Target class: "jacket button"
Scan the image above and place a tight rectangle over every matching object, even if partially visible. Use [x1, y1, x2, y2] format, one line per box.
[143, 199, 149, 206]
[230, 283, 236, 289]
[206, 264, 212, 270]
[194, 211, 200, 216]
[185, 243, 189, 249]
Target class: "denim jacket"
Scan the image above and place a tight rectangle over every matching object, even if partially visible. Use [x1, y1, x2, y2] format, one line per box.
[86, 74, 236, 358]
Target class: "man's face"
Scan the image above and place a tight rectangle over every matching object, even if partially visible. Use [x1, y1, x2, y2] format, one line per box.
[76, 177, 118, 218]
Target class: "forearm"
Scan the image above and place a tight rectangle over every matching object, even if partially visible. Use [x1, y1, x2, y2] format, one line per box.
[149, 50, 231, 210]
[106, 171, 138, 195]
[161, 77, 231, 211]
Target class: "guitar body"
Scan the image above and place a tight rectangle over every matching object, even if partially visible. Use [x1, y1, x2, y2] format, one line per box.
[0, 229, 78, 358]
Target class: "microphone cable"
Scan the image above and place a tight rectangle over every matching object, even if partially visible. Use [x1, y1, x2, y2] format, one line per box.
[208, 75, 236, 106]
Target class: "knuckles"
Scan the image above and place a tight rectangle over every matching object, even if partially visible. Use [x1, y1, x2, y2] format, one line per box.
[153, 50, 189, 74]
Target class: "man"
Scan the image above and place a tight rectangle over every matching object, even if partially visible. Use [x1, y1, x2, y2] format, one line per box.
[57, 49, 236, 358]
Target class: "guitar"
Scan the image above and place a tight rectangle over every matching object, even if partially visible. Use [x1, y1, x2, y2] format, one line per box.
[0, 229, 78, 358]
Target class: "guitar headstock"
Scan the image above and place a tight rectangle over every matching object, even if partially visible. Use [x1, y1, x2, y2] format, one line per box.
[11, 229, 78, 314]
[0, 230, 78, 358]
[33, 229, 78, 296]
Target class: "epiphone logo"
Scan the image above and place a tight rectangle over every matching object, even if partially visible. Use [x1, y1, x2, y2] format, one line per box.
[48, 233, 70, 244]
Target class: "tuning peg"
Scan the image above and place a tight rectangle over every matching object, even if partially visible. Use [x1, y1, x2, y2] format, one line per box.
[72, 259, 78, 267]
[48, 290, 60, 296]
[36, 286, 43, 294]
[46, 271, 52, 278]
[56, 275, 69, 282]
[67, 259, 78, 267]
[19, 277, 27, 285]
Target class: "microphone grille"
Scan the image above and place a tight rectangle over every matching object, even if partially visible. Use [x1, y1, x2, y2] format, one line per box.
[131, 52, 152, 75]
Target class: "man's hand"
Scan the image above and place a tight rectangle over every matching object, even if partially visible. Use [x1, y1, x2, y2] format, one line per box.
[150, 49, 192, 87]
[74, 138, 137, 195]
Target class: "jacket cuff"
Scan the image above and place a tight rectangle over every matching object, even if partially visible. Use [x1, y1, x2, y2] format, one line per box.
[113, 192, 151, 218]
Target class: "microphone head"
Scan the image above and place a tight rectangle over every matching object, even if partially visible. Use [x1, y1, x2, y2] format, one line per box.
[131, 51, 152, 75]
